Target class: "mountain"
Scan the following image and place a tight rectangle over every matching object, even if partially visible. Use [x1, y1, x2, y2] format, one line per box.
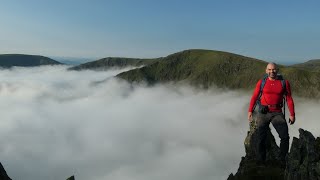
[68, 57, 161, 71]
[290, 59, 320, 72]
[0, 162, 74, 180]
[0, 162, 12, 180]
[228, 117, 320, 180]
[0, 54, 62, 67]
[116, 49, 320, 98]
[117, 49, 267, 88]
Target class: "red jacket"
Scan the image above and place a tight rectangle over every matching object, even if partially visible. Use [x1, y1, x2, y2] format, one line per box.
[248, 78, 295, 116]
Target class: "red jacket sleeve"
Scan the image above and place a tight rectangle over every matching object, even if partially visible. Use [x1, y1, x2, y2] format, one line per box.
[248, 80, 262, 112]
[285, 80, 295, 116]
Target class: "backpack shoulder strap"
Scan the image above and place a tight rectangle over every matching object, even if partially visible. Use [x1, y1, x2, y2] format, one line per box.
[255, 74, 268, 108]
[281, 80, 286, 93]
[277, 74, 287, 94]
[260, 74, 268, 92]
[276, 74, 287, 119]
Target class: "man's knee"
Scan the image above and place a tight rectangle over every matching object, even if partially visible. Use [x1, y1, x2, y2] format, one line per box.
[278, 127, 289, 140]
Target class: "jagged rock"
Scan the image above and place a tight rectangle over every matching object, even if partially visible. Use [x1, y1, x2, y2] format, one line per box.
[285, 128, 320, 180]
[227, 117, 285, 180]
[66, 175, 75, 180]
[228, 119, 320, 180]
[244, 118, 281, 161]
[0, 163, 12, 180]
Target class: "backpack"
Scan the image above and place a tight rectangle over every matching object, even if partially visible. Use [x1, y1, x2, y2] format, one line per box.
[253, 74, 287, 117]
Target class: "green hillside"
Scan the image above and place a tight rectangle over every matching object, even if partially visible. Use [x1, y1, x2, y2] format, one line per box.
[68, 57, 161, 71]
[290, 59, 320, 72]
[0, 54, 61, 67]
[117, 49, 320, 98]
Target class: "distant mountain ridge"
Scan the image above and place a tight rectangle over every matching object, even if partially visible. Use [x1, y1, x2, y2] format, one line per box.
[290, 59, 320, 72]
[0, 54, 61, 67]
[68, 57, 161, 70]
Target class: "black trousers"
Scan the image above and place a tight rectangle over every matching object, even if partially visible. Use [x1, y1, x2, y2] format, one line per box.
[256, 112, 289, 161]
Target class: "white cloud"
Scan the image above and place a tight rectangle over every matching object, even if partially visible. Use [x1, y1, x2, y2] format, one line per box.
[0, 66, 317, 180]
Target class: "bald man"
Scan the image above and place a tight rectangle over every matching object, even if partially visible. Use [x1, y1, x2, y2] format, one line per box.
[248, 62, 295, 163]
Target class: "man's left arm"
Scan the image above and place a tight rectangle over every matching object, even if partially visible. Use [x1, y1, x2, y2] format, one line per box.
[285, 80, 295, 124]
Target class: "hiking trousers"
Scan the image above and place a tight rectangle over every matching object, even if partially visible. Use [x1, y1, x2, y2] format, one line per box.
[256, 112, 289, 161]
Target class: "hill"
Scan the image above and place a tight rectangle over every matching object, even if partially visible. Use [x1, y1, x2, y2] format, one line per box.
[116, 49, 320, 98]
[290, 59, 320, 72]
[68, 57, 161, 70]
[117, 49, 267, 88]
[0, 54, 61, 67]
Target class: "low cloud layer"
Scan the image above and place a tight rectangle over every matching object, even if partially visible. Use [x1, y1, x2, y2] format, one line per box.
[0, 66, 318, 180]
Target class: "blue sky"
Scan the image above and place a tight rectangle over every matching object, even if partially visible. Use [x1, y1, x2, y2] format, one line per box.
[1, 0, 320, 64]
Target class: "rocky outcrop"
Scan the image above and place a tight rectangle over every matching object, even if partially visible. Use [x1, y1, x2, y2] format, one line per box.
[285, 129, 320, 180]
[227, 118, 285, 180]
[66, 175, 75, 180]
[0, 162, 75, 180]
[0, 163, 12, 180]
[228, 118, 320, 180]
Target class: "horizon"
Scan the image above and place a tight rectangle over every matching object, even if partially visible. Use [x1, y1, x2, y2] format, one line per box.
[0, 48, 315, 66]
[1, 0, 320, 64]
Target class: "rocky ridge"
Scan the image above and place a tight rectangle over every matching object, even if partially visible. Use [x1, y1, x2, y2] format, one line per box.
[228, 116, 320, 180]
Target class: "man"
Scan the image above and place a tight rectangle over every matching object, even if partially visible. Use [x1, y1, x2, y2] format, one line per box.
[248, 62, 295, 162]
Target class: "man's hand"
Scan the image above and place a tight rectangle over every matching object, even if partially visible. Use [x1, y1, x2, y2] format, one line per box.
[289, 116, 295, 125]
[248, 112, 253, 122]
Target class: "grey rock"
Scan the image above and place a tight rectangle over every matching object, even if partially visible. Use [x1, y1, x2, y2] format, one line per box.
[228, 123, 320, 180]
[66, 175, 75, 180]
[228, 118, 284, 180]
[0, 162, 12, 180]
[284, 128, 320, 180]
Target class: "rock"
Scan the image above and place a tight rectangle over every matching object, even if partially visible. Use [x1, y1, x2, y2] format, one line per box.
[228, 119, 320, 180]
[0, 162, 12, 180]
[66, 175, 75, 180]
[227, 117, 285, 180]
[244, 119, 280, 161]
[284, 128, 320, 180]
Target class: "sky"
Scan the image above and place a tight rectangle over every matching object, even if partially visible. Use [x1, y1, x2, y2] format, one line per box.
[1, 0, 320, 64]
[0, 65, 319, 180]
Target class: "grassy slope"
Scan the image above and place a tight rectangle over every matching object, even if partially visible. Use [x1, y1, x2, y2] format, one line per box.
[117, 49, 320, 98]
[290, 59, 320, 72]
[0, 54, 61, 67]
[117, 49, 268, 88]
[68, 57, 161, 70]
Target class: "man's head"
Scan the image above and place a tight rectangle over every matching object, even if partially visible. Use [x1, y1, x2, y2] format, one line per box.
[265, 62, 278, 80]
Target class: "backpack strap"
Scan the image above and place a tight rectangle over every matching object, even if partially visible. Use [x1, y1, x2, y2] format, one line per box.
[277, 74, 287, 94]
[277, 74, 287, 119]
[252, 74, 268, 112]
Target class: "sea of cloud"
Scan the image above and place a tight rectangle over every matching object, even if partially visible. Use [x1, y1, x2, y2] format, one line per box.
[0, 65, 318, 180]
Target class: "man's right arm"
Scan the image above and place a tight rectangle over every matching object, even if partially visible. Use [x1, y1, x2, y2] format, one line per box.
[248, 80, 262, 121]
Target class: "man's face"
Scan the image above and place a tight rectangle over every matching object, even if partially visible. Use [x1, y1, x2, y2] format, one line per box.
[266, 64, 277, 79]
